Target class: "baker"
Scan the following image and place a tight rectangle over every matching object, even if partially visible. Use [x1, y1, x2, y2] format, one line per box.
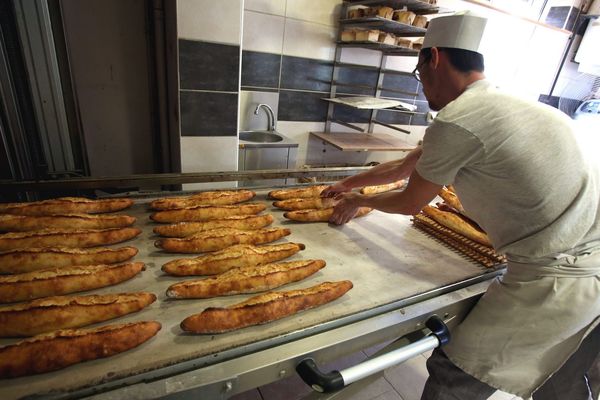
[322, 11, 600, 400]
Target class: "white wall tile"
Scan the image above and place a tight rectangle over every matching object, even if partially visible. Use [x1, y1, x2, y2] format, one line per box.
[239, 91, 280, 131]
[181, 136, 238, 172]
[242, 10, 285, 53]
[384, 56, 419, 73]
[340, 47, 382, 68]
[285, 0, 343, 27]
[177, 0, 242, 45]
[244, 0, 286, 16]
[276, 121, 325, 167]
[282, 18, 336, 60]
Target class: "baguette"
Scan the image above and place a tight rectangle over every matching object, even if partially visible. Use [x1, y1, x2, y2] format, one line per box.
[0, 321, 160, 378]
[0, 246, 138, 274]
[421, 205, 491, 247]
[155, 227, 291, 253]
[273, 197, 335, 211]
[438, 187, 465, 214]
[150, 203, 266, 223]
[0, 292, 156, 337]
[149, 190, 255, 210]
[0, 227, 141, 251]
[0, 213, 136, 232]
[268, 185, 329, 200]
[0, 197, 133, 216]
[167, 259, 325, 299]
[360, 180, 406, 195]
[284, 207, 372, 222]
[0, 262, 145, 303]
[153, 214, 274, 237]
[181, 280, 353, 333]
[162, 242, 305, 276]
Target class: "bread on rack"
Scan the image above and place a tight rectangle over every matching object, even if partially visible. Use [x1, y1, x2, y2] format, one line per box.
[0, 213, 136, 232]
[420, 205, 491, 247]
[273, 197, 335, 211]
[155, 227, 291, 253]
[341, 29, 356, 42]
[0, 197, 134, 216]
[267, 185, 329, 200]
[0, 227, 142, 251]
[149, 189, 255, 210]
[360, 180, 406, 195]
[181, 280, 352, 334]
[0, 292, 156, 337]
[166, 259, 325, 299]
[149, 203, 267, 223]
[355, 29, 380, 42]
[0, 262, 145, 303]
[162, 242, 305, 276]
[365, 6, 393, 19]
[0, 246, 138, 274]
[393, 10, 416, 25]
[347, 8, 365, 19]
[153, 214, 274, 238]
[395, 37, 413, 48]
[412, 15, 428, 28]
[284, 207, 372, 222]
[438, 187, 465, 214]
[378, 32, 396, 45]
[0, 321, 161, 378]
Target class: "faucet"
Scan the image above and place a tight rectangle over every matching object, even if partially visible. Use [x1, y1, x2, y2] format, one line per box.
[254, 103, 276, 132]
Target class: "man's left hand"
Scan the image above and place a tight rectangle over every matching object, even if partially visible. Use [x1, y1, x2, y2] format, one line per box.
[329, 192, 363, 225]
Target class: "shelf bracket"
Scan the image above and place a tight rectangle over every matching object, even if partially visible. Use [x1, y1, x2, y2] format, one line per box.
[373, 120, 410, 134]
[332, 119, 365, 132]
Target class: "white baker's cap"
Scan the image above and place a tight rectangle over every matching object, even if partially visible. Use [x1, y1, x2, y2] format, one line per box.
[422, 11, 487, 53]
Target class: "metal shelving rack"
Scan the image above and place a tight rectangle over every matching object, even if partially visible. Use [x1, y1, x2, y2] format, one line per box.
[320, 0, 443, 147]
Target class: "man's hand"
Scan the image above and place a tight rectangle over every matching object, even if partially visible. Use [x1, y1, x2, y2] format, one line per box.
[320, 181, 351, 198]
[329, 192, 363, 225]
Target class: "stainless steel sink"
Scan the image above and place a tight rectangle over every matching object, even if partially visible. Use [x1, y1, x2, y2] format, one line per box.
[239, 130, 283, 143]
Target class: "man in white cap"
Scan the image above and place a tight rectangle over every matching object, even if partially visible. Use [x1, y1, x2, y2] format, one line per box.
[322, 11, 600, 400]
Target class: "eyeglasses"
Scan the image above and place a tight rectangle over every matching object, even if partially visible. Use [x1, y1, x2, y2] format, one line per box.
[412, 56, 430, 82]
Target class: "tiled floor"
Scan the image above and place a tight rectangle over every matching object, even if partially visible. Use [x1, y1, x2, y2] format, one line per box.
[230, 343, 523, 400]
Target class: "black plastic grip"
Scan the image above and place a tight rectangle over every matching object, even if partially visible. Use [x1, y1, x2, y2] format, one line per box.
[295, 358, 344, 393]
[426, 315, 451, 347]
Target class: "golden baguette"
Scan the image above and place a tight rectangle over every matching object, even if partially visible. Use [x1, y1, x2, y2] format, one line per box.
[153, 214, 274, 237]
[181, 280, 353, 333]
[0, 197, 134, 216]
[0, 227, 141, 251]
[0, 246, 138, 274]
[167, 260, 325, 299]
[0, 213, 136, 232]
[439, 187, 465, 214]
[0, 292, 156, 337]
[268, 185, 329, 200]
[155, 227, 291, 253]
[0, 262, 145, 303]
[421, 205, 491, 247]
[162, 242, 305, 276]
[360, 180, 406, 195]
[284, 207, 372, 222]
[150, 189, 255, 210]
[273, 197, 335, 211]
[0, 321, 160, 378]
[150, 203, 267, 223]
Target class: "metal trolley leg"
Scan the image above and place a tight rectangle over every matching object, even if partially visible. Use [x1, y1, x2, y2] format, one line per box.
[296, 315, 450, 393]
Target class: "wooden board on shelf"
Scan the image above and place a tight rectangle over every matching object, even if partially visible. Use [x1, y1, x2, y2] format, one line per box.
[340, 16, 427, 36]
[311, 132, 415, 152]
[343, 0, 442, 15]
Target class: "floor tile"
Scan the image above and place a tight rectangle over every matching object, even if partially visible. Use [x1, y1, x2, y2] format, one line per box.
[384, 355, 429, 400]
[230, 388, 263, 400]
[331, 376, 402, 400]
[258, 373, 314, 400]
[487, 390, 517, 400]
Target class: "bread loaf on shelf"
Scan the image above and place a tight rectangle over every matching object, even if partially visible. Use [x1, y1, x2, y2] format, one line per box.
[284, 207, 372, 222]
[268, 185, 329, 200]
[355, 29, 380, 42]
[0, 262, 145, 303]
[0, 197, 134, 216]
[347, 8, 365, 19]
[273, 197, 335, 211]
[0, 321, 161, 378]
[0, 246, 138, 274]
[150, 203, 267, 223]
[153, 214, 274, 237]
[149, 190, 255, 210]
[180, 281, 353, 334]
[166, 259, 325, 299]
[162, 242, 305, 276]
[412, 15, 428, 28]
[0, 213, 136, 232]
[393, 10, 416, 25]
[155, 227, 291, 253]
[0, 292, 156, 337]
[366, 6, 393, 19]
[378, 32, 396, 45]
[341, 29, 356, 42]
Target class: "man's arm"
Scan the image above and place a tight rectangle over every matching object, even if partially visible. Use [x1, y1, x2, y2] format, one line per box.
[321, 146, 423, 198]
[328, 169, 442, 225]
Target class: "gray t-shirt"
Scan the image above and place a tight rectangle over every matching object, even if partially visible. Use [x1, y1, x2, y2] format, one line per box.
[415, 80, 600, 258]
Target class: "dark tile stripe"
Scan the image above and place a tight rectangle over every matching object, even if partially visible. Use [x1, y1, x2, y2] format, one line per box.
[374, 109, 412, 125]
[545, 6, 571, 29]
[332, 104, 372, 123]
[278, 90, 328, 122]
[179, 40, 240, 91]
[241, 50, 281, 89]
[381, 73, 418, 100]
[280, 56, 333, 92]
[410, 101, 430, 126]
[180, 91, 238, 136]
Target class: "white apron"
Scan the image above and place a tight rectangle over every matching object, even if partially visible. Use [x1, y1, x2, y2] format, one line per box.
[444, 247, 600, 398]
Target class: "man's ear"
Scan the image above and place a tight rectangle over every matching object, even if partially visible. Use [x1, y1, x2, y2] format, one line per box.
[430, 47, 441, 69]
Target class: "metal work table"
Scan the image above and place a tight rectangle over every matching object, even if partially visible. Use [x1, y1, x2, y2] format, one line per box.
[0, 181, 504, 400]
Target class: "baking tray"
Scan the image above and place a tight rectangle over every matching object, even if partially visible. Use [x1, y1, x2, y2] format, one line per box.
[0, 190, 503, 399]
